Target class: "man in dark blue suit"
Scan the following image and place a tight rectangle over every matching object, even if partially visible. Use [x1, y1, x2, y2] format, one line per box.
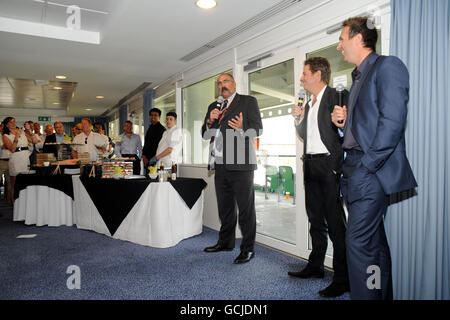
[331, 17, 417, 300]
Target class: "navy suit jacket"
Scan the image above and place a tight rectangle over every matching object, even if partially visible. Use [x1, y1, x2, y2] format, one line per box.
[348, 53, 417, 195]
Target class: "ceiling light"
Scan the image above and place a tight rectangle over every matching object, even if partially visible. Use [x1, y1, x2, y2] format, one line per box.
[53, 86, 63, 90]
[195, 0, 217, 9]
[53, 102, 60, 105]
[55, 75, 67, 80]
[85, 108, 92, 111]
[96, 96, 104, 99]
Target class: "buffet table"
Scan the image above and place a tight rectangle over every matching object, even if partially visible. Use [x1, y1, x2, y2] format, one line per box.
[13, 171, 207, 248]
[73, 176, 206, 248]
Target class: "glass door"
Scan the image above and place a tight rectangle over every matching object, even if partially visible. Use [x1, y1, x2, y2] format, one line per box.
[243, 49, 305, 257]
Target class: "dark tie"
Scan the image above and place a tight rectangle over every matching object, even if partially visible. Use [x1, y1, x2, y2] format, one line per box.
[343, 68, 362, 135]
[351, 68, 361, 82]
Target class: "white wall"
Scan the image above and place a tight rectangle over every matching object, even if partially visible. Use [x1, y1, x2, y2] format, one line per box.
[178, 165, 219, 231]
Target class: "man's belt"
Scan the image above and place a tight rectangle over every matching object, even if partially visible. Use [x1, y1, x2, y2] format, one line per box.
[15, 147, 29, 152]
[302, 153, 329, 160]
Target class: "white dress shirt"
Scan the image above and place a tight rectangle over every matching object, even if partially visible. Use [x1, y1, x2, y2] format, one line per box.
[156, 125, 182, 166]
[306, 85, 330, 155]
[72, 131, 108, 162]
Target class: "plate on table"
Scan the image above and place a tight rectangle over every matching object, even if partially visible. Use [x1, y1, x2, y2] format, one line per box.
[124, 175, 146, 179]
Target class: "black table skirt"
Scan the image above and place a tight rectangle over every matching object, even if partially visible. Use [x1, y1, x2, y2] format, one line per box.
[79, 177, 207, 235]
[14, 174, 74, 200]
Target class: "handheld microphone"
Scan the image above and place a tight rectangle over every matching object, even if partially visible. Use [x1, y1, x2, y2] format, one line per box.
[336, 84, 344, 124]
[295, 89, 306, 120]
[216, 96, 224, 110]
[209, 96, 224, 128]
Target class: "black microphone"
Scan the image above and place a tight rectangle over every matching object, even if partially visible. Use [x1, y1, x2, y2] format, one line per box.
[210, 96, 224, 128]
[216, 95, 224, 110]
[336, 84, 344, 124]
[295, 89, 306, 121]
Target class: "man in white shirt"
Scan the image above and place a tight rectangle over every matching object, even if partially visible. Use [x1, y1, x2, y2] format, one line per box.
[72, 118, 108, 162]
[290, 57, 349, 298]
[148, 112, 182, 167]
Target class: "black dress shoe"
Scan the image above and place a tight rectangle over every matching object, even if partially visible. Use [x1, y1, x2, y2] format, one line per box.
[288, 267, 324, 279]
[203, 244, 234, 253]
[233, 251, 254, 264]
[319, 282, 350, 298]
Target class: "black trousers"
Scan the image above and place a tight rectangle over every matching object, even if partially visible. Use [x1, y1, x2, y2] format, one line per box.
[303, 156, 348, 284]
[214, 165, 256, 252]
[121, 154, 141, 175]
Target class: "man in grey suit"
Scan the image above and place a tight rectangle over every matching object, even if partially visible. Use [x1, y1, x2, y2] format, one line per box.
[202, 73, 263, 264]
[291, 57, 349, 297]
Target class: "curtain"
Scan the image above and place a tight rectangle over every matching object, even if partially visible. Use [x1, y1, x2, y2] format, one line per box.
[386, 0, 450, 299]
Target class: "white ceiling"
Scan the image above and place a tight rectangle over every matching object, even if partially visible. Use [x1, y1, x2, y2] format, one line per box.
[0, 0, 304, 117]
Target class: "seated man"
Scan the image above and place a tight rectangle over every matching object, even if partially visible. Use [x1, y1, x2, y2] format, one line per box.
[149, 112, 182, 168]
[114, 120, 143, 175]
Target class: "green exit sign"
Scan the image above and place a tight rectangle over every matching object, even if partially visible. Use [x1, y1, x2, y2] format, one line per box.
[38, 116, 51, 122]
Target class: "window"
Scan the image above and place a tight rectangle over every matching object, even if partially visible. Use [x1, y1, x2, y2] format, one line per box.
[307, 30, 382, 91]
[154, 91, 176, 122]
[182, 70, 232, 164]
[108, 111, 120, 141]
[248, 59, 296, 244]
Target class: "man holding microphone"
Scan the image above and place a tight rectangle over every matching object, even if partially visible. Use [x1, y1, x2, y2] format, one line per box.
[291, 57, 349, 297]
[202, 73, 263, 264]
[331, 17, 417, 299]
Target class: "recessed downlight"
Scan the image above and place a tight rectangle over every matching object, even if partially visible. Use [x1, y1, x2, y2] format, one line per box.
[85, 108, 92, 111]
[55, 75, 67, 80]
[195, 0, 217, 9]
[96, 95, 104, 99]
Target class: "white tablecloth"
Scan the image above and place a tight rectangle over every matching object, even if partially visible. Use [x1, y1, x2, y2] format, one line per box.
[13, 185, 73, 226]
[72, 176, 203, 248]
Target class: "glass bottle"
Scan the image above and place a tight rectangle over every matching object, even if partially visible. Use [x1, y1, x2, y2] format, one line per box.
[171, 161, 177, 180]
